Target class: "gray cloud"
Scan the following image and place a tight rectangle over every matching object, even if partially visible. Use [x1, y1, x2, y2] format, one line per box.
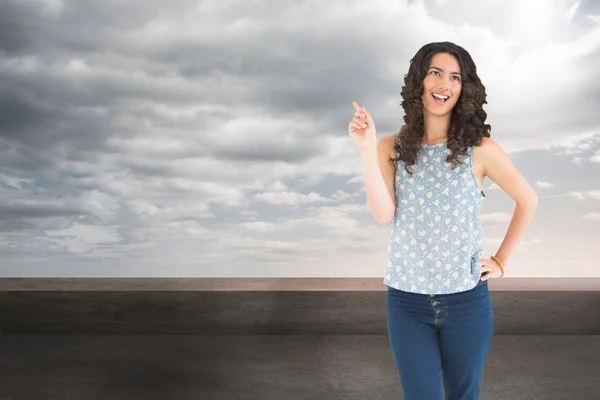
[0, 0, 599, 277]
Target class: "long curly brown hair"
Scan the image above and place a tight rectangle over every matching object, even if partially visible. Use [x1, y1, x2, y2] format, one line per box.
[390, 42, 491, 175]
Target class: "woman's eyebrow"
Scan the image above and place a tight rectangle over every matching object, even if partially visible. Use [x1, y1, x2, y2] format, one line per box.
[429, 66, 461, 75]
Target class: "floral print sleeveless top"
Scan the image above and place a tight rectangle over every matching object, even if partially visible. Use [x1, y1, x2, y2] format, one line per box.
[383, 141, 485, 295]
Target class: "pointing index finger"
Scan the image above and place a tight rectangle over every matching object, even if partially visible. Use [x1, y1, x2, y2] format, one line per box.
[353, 101, 362, 112]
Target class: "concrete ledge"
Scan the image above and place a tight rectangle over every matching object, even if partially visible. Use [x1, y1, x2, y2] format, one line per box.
[0, 278, 598, 335]
[1, 277, 600, 291]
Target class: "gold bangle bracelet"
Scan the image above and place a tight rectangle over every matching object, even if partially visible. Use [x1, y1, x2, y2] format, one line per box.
[490, 256, 505, 277]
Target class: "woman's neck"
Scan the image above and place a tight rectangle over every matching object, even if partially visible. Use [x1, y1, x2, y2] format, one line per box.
[423, 112, 451, 144]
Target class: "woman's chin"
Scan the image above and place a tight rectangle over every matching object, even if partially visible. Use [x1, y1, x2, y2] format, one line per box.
[424, 105, 453, 116]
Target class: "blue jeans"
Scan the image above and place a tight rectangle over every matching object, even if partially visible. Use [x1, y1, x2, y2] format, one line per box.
[386, 278, 494, 400]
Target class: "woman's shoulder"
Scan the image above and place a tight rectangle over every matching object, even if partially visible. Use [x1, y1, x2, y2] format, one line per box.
[473, 137, 504, 178]
[380, 133, 399, 157]
[471, 137, 495, 156]
[474, 136, 495, 148]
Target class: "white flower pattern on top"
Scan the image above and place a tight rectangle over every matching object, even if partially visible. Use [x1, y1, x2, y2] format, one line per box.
[382, 142, 485, 294]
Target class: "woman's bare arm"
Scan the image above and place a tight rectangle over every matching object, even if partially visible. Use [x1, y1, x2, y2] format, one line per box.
[361, 134, 396, 224]
[480, 137, 538, 268]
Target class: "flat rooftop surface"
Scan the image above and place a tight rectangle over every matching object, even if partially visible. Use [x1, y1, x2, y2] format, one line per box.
[1, 277, 599, 291]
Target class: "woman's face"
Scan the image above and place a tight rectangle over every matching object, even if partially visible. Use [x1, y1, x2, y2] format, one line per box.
[421, 52, 462, 116]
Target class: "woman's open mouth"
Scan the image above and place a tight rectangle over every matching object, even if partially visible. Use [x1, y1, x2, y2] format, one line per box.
[432, 93, 449, 105]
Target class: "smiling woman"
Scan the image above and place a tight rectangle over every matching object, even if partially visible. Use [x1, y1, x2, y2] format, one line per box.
[348, 40, 538, 400]
[391, 42, 490, 173]
[424, 62, 461, 108]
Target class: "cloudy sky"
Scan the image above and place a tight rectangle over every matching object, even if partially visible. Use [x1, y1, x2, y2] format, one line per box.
[1, 0, 599, 278]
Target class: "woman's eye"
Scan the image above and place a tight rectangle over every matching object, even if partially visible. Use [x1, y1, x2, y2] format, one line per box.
[429, 70, 460, 80]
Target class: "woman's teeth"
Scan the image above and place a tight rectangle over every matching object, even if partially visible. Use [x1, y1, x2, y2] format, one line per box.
[432, 93, 449, 103]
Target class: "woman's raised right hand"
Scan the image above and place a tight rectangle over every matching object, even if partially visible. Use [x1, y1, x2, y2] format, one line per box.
[348, 101, 377, 150]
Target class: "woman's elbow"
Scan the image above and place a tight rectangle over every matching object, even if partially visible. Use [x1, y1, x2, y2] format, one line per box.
[374, 210, 395, 224]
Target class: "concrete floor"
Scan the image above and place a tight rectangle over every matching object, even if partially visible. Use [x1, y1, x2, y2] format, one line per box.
[1, 334, 599, 400]
[1, 279, 598, 399]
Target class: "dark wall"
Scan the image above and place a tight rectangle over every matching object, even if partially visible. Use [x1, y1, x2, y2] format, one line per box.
[1, 290, 599, 334]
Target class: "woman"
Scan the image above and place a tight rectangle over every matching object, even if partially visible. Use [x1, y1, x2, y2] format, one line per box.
[348, 42, 538, 400]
